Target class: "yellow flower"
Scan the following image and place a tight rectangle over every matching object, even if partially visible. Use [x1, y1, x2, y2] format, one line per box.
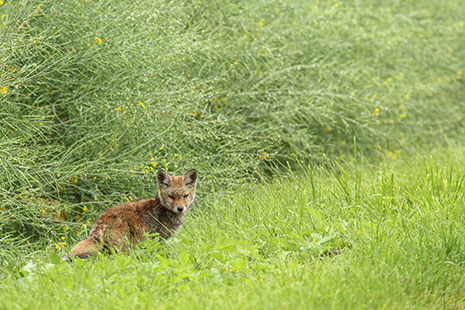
[398, 105, 407, 120]
[178, 154, 182, 161]
[174, 164, 178, 168]
[0, 1, 3, 5]
[1, 14, 5, 18]
[0, 87, 7, 95]
[114, 107, 122, 111]
[138, 101, 146, 109]
[83, 205, 87, 212]
[387, 149, 401, 160]
[94, 37, 102, 44]
[373, 108, 380, 116]
[61, 236, 66, 240]
[455, 71, 463, 80]
[93, 195, 97, 200]
[55, 244, 62, 251]
[261, 152, 268, 159]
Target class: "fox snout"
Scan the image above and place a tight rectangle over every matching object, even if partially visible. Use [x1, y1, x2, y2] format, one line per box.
[169, 196, 191, 213]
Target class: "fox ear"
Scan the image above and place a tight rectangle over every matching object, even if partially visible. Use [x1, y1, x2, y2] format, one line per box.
[157, 169, 171, 188]
[184, 169, 197, 187]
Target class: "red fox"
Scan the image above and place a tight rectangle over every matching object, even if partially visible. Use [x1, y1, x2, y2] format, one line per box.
[64, 169, 198, 261]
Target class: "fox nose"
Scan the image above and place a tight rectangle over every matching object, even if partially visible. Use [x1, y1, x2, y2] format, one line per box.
[177, 207, 184, 212]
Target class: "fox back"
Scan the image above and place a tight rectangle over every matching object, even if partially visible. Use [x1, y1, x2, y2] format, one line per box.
[65, 169, 198, 261]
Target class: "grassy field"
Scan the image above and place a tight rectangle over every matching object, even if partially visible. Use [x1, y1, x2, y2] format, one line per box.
[1, 0, 465, 308]
[1, 148, 465, 309]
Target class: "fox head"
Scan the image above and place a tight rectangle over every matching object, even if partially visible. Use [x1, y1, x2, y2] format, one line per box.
[157, 169, 198, 214]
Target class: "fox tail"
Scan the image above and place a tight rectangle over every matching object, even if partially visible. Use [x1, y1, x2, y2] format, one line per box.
[63, 238, 99, 262]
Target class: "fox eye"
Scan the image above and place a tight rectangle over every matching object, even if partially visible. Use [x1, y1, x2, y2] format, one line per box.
[168, 195, 175, 199]
[183, 194, 188, 198]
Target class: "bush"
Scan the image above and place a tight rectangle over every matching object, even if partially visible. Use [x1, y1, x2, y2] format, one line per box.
[0, 0, 464, 256]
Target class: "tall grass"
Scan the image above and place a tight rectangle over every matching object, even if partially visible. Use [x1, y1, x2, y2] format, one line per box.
[0, 0, 464, 256]
[1, 148, 464, 309]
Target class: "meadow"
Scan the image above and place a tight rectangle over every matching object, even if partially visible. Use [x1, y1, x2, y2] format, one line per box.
[2, 149, 465, 309]
[0, 0, 464, 308]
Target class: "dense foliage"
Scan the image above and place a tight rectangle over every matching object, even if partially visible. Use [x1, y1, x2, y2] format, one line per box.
[0, 0, 465, 307]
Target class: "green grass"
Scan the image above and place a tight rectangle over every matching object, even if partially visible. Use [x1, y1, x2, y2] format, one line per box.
[1, 0, 465, 308]
[0, 0, 464, 252]
[1, 148, 465, 309]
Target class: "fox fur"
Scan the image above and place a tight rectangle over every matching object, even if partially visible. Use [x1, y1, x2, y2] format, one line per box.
[64, 169, 197, 261]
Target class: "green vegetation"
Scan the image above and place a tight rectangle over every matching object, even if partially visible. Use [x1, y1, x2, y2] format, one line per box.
[1, 0, 464, 308]
[2, 149, 465, 309]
